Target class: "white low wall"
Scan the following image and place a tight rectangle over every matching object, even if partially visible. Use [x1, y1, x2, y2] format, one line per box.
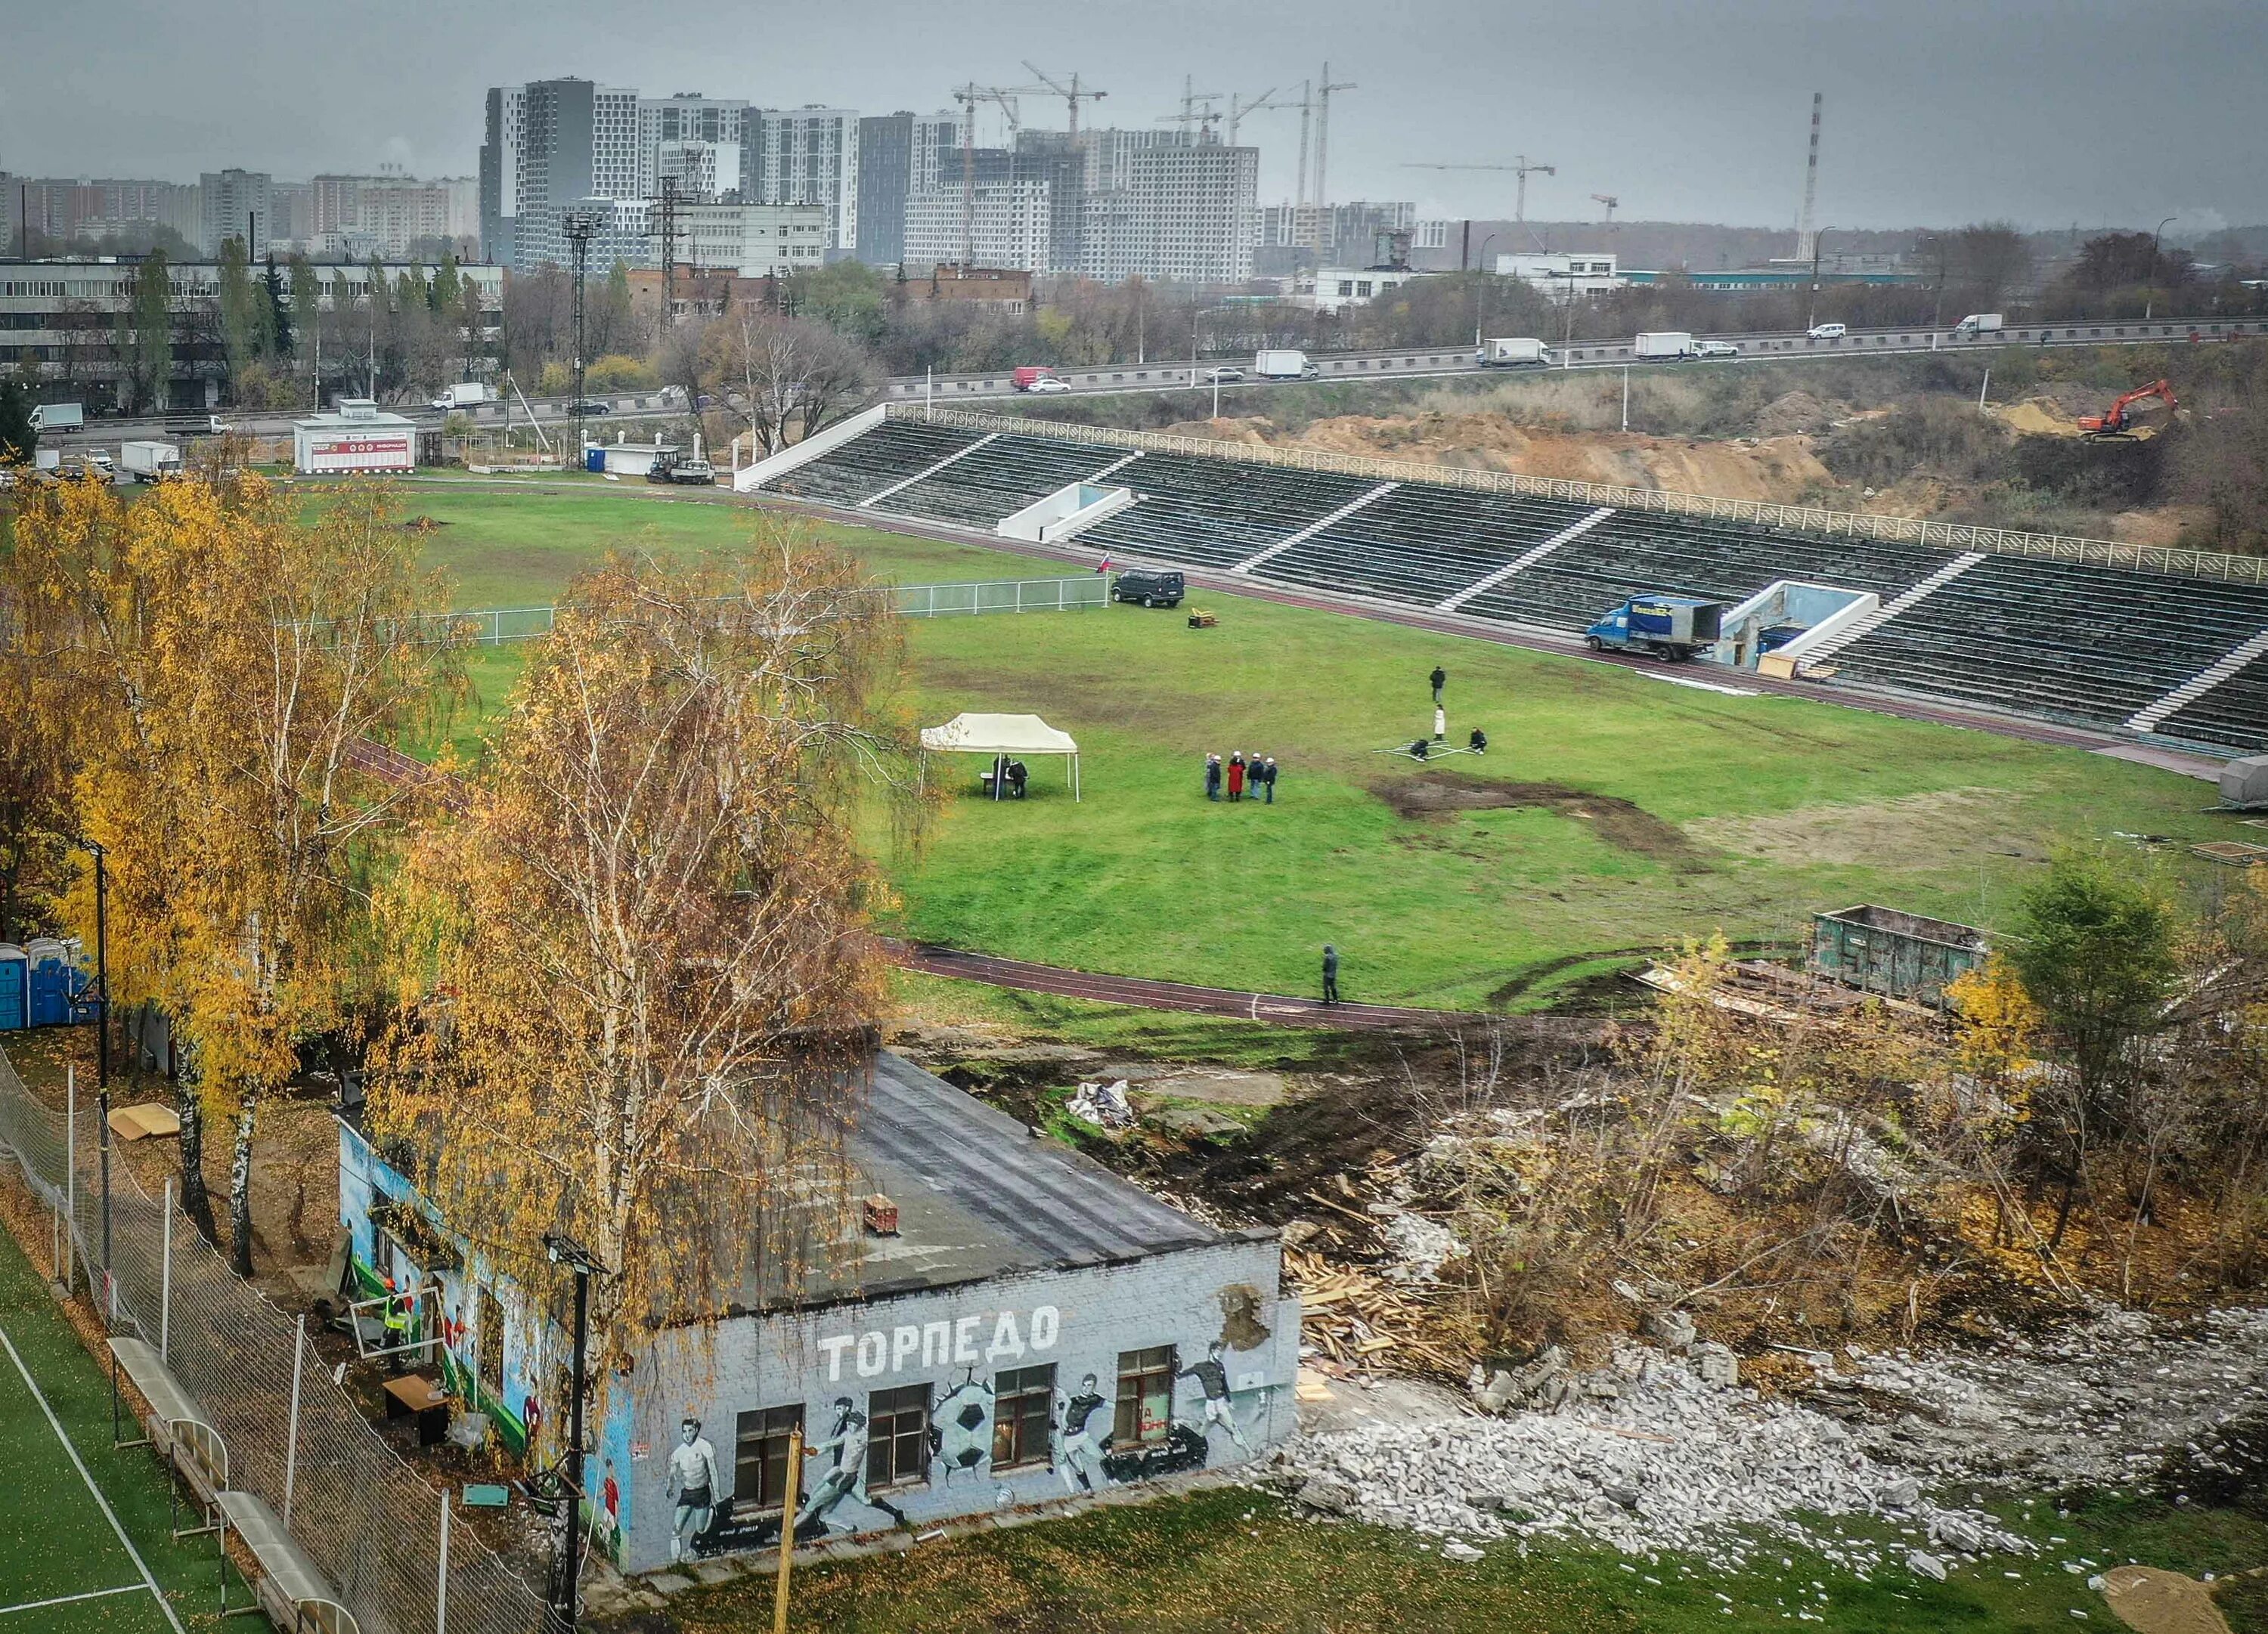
[996, 480, 1136, 543]
[732, 404, 886, 493]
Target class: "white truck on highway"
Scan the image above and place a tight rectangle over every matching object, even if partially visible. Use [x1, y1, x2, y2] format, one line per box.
[29, 402, 85, 432]
[1478, 336, 1551, 367]
[120, 440, 183, 481]
[1953, 313, 2005, 339]
[1634, 332, 1697, 361]
[1253, 349, 1320, 380]
[429, 382, 495, 411]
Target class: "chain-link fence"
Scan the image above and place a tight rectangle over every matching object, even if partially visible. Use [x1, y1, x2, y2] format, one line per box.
[0, 1048, 547, 1634]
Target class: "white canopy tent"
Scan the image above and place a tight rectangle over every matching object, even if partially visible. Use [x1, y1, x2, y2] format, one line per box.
[920, 712, 1081, 801]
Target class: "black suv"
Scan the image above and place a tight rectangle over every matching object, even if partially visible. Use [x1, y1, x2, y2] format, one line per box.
[1111, 568, 1185, 608]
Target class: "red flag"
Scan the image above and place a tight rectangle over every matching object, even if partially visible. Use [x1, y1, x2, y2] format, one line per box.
[1097, 552, 1111, 574]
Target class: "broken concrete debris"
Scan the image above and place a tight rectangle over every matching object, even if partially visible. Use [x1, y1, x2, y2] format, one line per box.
[1644, 1308, 1698, 1354]
[1907, 1551, 1949, 1581]
[1064, 1079, 1134, 1130]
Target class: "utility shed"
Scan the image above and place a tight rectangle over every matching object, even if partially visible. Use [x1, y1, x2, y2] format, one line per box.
[338, 1051, 1297, 1576]
[293, 398, 416, 475]
[1809, 903, 1988, 1006]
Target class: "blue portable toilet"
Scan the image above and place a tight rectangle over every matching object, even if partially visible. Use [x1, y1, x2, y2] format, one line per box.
[25, 938, 70, 1027]
[584, 444, 606, 473]
[0, 945, 25, 1032]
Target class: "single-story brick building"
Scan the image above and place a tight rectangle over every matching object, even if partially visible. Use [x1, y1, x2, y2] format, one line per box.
[339, 1051, 1299, 1573]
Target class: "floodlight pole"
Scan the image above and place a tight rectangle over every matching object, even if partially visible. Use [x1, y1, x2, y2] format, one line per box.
[542, 1233, 604, 1634]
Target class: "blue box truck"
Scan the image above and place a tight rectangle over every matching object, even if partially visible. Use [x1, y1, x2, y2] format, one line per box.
[1584, 595, 1724, 661]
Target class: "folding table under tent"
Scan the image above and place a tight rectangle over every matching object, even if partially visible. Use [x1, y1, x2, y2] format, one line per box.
[921, 712, 1081, 801]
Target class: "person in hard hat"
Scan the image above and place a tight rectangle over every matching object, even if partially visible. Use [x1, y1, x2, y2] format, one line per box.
[380, 1276, 412, 1371]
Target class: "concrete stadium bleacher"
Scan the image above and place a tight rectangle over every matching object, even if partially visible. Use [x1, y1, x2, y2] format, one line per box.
[869, 435, 1131, 529]
[760, 414, 2268, 753]
[765, 419, 986, 507]
[1828, 555, 2268, 731]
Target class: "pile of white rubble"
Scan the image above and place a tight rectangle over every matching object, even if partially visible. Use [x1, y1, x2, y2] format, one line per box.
[1263, 1308, 2268, 1582]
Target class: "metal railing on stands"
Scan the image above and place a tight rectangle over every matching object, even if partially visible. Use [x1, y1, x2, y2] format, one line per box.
[0, 1045, 547, 1634]
[888, 403, 2268, 587]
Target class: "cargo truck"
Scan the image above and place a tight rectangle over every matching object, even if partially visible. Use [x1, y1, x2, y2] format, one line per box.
[1253, 349, 1320, 380]
[1633, 333, 1696, 361]
[429, 382, 495, 410]
[1477, 337, 1551, 367]
[1011, 366, 1058, 391]
[1952, 313, 2004, 339]
[119, 440, 183, 481]
[29, 402, 85, 432]
[1584, 594, 1723, 661]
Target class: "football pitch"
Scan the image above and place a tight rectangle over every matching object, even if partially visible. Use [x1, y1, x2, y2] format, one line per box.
[0, 1223, 207, 1634]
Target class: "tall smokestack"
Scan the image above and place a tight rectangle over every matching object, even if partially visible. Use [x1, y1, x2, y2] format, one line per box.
[1796, 91, 1823, 262]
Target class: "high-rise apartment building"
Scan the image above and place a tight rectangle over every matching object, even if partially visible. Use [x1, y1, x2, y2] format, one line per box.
[903, 174, 1054, 272]
[637, 94, 748, 200]
[854, 110, 966, 265]
[1077, 135, 1259, 285]
[200, 169, 273, 255]
[480, 84, 526, 265]
[1, 175, 201, 250]
[311, 174, 478, 258]
[509, 78, 640, 271]
[743, 107, 859, 249]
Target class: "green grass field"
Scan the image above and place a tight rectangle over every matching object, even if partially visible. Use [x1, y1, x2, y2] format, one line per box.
[384, 483, 2237, 1012]
[0, 1223, 214, 1634]
[668, 1484, 2268, 1634]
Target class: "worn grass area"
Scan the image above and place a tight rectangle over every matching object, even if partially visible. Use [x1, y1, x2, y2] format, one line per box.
[657, 1485, 2268, 1634]
[884, 587, 2226, 1011]
[378, 486, 2234, 1012]
[0, 1212, 215, 1633]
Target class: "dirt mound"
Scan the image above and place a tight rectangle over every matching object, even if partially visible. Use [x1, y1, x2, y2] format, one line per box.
[398, 515, 450, 532]
[1752, 391, 1844, 438]
[1374, 772, 1699, 865]
[1188, 412, 1839, 506]
[1994, 398, 2081, 438]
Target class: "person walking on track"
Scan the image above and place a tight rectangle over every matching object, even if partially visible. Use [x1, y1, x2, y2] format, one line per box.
[1321, 944, 1340, 1006]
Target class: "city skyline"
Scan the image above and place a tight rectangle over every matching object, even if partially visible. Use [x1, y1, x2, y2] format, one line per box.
[0, 0, 2261, 234]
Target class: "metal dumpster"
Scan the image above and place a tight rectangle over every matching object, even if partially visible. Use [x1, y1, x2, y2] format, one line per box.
[1808, 904, 1988, 1007]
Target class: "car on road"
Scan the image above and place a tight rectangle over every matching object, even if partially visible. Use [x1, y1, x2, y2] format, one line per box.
[1806, 323, 1848, 340]
[1111, 568, 1185, 608]
[1027, 376, 1074, 395]
[1691, 339, 1742, 359]
[1204, 367, 1245, 384]
[571, 401, 612, 416]
[696, 394, 717, 409]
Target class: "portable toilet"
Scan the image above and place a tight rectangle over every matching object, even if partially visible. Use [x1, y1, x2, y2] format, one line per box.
[25, 938, 71, 1027]
[0, 945, 25, 1032]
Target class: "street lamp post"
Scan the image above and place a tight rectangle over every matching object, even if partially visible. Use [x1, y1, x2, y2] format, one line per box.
[1473, 235, 1500, 348]
[1807, 227, 1838, 333]
[2147, 216, 2176, 320]
[541, 1233, 607, 1634]
[79, 840, 112, 1290]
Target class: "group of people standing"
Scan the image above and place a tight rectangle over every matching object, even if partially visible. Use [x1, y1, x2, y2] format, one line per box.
[1204, 751, 1280, 803]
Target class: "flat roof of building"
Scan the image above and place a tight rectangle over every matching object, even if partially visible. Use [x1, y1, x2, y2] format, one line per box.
[295, 407, 417, 429]
[837, 1053, 1228, 1304]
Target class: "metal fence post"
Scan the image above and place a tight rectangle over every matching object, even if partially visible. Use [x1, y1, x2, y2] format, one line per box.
[437, 1489, 452, 1634]
[160, 1177, 173, 1362]
[284, 1315, 304, 1526]
[64, 1066, 75, 1292]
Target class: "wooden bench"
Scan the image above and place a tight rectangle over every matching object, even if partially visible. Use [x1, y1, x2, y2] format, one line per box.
[215, 1491, 358, 1634]
[107, 1338, 227, 1540]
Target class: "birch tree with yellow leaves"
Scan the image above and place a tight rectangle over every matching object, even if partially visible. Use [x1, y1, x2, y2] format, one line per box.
[370, 533, 919, 1372]
[8, 472, 460, 1269]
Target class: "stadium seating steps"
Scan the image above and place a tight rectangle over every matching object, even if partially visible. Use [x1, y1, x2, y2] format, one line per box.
[767, 420, 2268, 750]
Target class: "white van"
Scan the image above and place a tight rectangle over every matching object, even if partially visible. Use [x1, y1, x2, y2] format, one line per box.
[1806, 322, 1848, 340]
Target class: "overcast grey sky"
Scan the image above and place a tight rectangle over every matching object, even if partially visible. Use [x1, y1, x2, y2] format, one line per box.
[1, 0, 2257, 234]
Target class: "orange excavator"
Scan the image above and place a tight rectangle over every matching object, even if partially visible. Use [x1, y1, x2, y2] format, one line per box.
[2078, 379, 2177, 439]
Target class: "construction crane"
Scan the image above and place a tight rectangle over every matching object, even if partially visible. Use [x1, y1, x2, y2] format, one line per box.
[1156, 74, 1224, 141]
[1020, 63, 1107, 140]
[951, 80, 1051, 266]
[1402, 157, 1557, 224]
[1591, 193, 1619, 225]
[1225, 86, 1290, 147]
[2078, 379, 2178, 439]
[1310, 63, 1356, 207]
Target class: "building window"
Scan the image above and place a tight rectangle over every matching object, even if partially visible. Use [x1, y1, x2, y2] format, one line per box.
[733, 1405, 804, 1510]
[992, 1366, 1055, 1469]
[866, 1385, 931, 1490]
[1114, 1346, 1176, 1445]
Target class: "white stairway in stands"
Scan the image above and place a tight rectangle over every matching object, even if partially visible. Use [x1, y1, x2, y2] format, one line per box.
[2126, 626, 2268, 732]
[862, 433, 999, 508]
[1790, 551, 1988, 663]
[1232, 484, 1399, 574]
[1435, 507, 1614, 612]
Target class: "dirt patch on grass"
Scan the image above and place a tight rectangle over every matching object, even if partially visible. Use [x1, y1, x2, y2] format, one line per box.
[1688, 785, 2042, 871]
[1374, 772, 1702, 866]
[399, 515, 450, 532]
